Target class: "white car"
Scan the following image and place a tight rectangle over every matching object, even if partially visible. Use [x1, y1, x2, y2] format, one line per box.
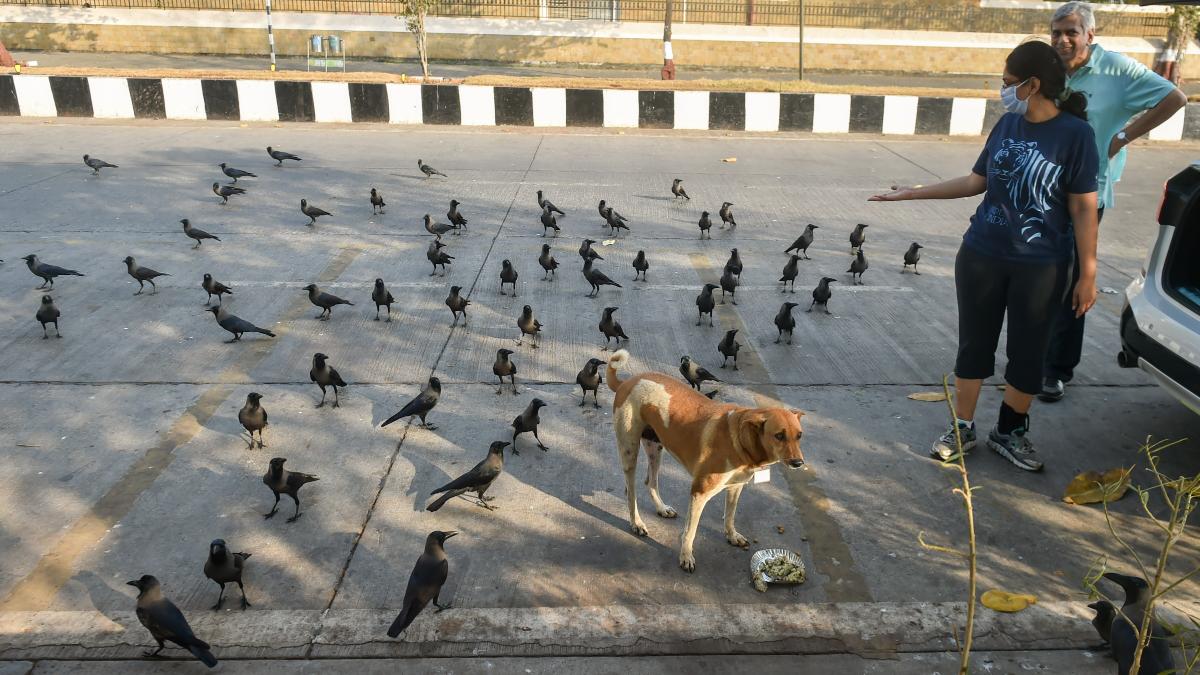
[1119, 161, 1200, 414]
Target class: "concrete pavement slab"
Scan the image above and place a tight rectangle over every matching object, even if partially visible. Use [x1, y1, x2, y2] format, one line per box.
[0, 121, 1197, 667]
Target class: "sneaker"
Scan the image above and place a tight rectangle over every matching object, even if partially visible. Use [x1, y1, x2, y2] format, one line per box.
[1037, 378, 1065, 403]
[987, 424, 1043, 472]
[931, 421, 977, 461]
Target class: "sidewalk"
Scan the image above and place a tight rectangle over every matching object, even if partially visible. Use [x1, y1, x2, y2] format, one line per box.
[0, 652, 1119, 673]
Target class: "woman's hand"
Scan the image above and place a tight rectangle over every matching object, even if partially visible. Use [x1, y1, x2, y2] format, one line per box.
[868, 185, 920, 201]
[1072, 274, 1098, 318]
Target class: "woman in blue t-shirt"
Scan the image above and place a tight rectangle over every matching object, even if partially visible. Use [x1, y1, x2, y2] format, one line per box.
[870, 40, 1099, 472]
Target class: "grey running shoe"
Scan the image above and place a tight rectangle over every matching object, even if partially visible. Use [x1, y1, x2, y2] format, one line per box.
[1037, 378, 1065, 403]
[987, 424, 1043, 472]
[931, 421, 977, 461]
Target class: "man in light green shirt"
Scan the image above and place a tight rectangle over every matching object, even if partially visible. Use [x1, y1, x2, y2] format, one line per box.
[1039, 1, 1187, 403]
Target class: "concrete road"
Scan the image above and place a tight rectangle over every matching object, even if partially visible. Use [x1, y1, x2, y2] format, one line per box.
[0, 120, 1197, 669]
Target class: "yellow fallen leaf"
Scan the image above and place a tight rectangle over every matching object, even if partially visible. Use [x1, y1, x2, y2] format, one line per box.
[1063, 467, 1132, 505]
[907, 392, 947, 402]
[722, 157, 737, 163]
[981, 589, 1037, 613]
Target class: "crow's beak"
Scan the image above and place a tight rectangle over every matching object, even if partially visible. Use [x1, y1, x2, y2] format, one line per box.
[444, 531, 458, 539]
[125, 580, 140, 588]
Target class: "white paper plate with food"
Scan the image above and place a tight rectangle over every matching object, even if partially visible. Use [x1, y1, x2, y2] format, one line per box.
[750, 549, 806, 592]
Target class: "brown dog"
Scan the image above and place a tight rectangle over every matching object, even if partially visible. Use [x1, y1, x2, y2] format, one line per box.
[606, 350, 805, 572]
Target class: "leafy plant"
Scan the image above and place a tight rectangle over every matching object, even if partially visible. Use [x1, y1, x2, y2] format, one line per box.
[1165, 5, 1200, 83]
[1083, 437, 1199, 675]
[397, 0, 434, 79]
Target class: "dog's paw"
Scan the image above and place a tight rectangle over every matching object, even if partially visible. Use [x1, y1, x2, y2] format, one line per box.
[679, 552, 697, 573]
[630, 522, 649, 537]
[726, 531, 749, 548]
[657, 505, 678, 519]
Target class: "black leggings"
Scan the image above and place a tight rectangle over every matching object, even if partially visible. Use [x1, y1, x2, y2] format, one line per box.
[954, 244, 1072, 395]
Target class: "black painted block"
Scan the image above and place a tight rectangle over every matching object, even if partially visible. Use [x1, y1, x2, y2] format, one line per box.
[779, 93, 813, 131]
[0, 76, 18, 116]
[982, 99, 1007, 134]
[127, 78, 165, 119]
[849, 95, 884, 133]
[638, 90, 673, 129]
[275, 81, 315, 122]
[49, 76, 93, 117]
[349, 83, 389, 123]
[201, 80, 240, 121]
[1184, 103, 1200, 141]
[915, 97, 953, 135]
[421, 85, 461, 125]
[709, 92, 745, 130]
[565, 89, 604, 127]
[494, 87, 534, 126]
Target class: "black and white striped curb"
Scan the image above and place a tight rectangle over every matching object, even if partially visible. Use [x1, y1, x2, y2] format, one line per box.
[1, 75, 1196, 140]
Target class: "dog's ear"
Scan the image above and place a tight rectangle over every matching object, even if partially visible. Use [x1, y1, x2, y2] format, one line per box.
[790, 409, 805, 420]
[738, 410, 770, 464]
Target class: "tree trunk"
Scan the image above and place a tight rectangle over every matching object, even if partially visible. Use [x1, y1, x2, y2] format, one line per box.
[418, 13, 430, 79]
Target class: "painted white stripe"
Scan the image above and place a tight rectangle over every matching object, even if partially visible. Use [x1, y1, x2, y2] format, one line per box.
[12, 75, 56, 117]
[882, 95, 918, 135]
[531, 87, 566, 127]
[311, 81, 353, 123]
[673, 90, 709, 130]
[811, 93, 850, 134]
[744, 92, 780, 132]
[1148, 105, 1185, 141]
[385, 83, 423, 125]
[458, 85, 496, 126]
[603, 89, 639, 128]
[161, 78, 206, 120]
[86, 77, 135, 119]
[948, 97, 987, 136]
[235, 79, 279, 122]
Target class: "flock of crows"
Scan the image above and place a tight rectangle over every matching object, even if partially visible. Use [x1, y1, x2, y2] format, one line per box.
[8, 148, 1168, 674]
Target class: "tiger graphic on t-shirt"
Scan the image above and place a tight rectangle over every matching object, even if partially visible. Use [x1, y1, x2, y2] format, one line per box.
[984, 138, 1064, 243]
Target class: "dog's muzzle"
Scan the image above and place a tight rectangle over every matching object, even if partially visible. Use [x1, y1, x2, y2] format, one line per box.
[787, 459, 805, 469]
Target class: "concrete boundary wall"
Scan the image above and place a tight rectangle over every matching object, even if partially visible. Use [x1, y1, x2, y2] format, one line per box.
[0, 74, 1196, 141]
[3, 7, 1200, 75]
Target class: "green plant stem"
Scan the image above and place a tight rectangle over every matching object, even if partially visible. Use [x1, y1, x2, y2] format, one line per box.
[941, 375, 976, 675]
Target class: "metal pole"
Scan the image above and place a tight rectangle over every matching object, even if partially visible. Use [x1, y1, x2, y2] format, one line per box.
[265, 0, 277, 72]
[661, 0, 675, 80]
[798, 0, 804, 81]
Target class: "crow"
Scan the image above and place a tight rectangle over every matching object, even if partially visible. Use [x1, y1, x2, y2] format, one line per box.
[386, 530, 457, 638]
[267, 146, 302, 165]
[22, 254, 84, 289]
[220, 163, 257, 183]
[786, 224, 818, 259]
[381, 377, 442, 430]
[83, 154, 118, 175]
[212, 183, 246, 205]
[370, 188, 386, 215]
[262, 457, 319, 522]
[127, 575, 217, 667]
[903, 242, 924, 274]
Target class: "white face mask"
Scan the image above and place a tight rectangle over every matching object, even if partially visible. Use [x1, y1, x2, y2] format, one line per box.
[1000, 78, 1032, 115]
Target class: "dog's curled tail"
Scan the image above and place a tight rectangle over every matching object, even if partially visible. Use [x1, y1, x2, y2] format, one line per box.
[606, 349, 631, 392]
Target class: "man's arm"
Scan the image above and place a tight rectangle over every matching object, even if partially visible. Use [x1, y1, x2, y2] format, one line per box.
[1113, 87, 1187, 157]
